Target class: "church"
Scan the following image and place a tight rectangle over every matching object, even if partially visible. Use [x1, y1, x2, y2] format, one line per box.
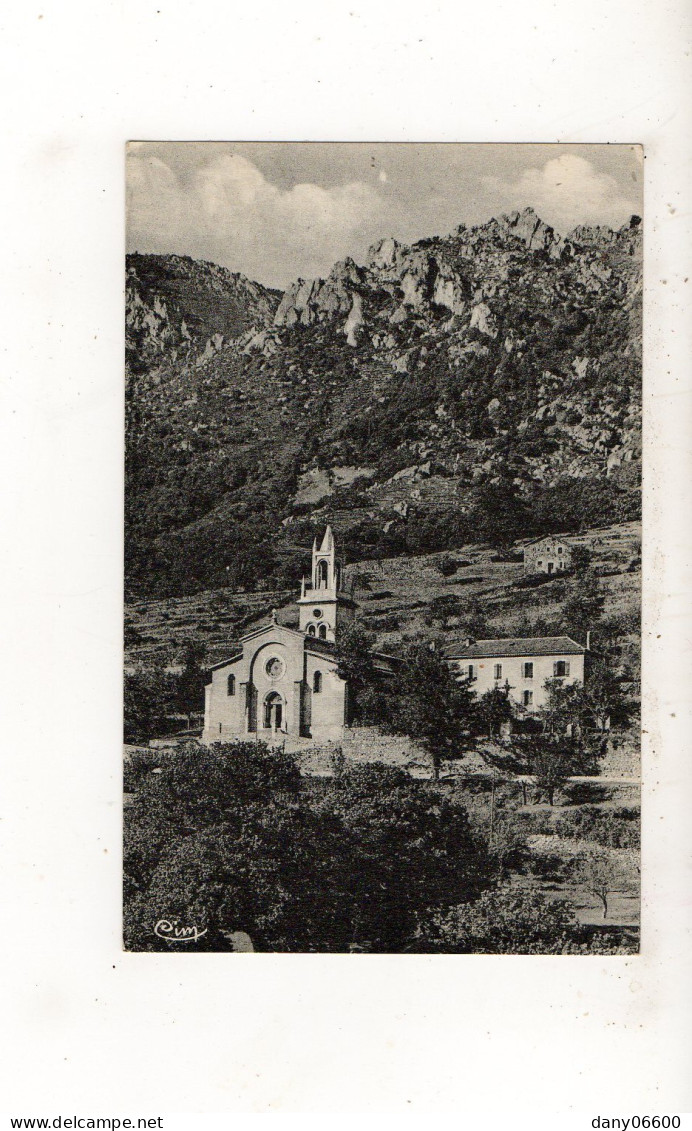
[202, 528, 358, 745]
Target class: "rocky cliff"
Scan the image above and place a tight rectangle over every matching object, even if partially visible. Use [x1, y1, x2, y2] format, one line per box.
[126, 253, 280, 371]
[125, 209, 641, 599]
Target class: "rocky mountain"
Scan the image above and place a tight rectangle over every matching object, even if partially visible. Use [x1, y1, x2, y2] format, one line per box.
[125, 208, 642, 600]
[126, 253, 281, 372]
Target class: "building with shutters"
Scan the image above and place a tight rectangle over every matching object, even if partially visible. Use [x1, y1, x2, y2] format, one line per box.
[444, 635, 587, 713]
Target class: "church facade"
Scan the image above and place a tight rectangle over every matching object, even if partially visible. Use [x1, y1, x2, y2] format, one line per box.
[202, 528, 356, 745]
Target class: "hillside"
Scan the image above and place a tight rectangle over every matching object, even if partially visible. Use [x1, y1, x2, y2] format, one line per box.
[125, 208, 641, 600]
[125, 519, 640, 681]
[126, 253, 281, 372]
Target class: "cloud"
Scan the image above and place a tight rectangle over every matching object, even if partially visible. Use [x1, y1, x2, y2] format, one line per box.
[126, 146, 642, 288]
[126, 150, 389, 288]
[482, 153, 640, 235]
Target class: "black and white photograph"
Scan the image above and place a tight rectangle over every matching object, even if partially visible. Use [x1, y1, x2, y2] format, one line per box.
[124, 142, 643, 955]
[5, 0, 692, 1116]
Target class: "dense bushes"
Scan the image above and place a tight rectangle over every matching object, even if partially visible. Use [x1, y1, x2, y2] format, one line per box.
[554, 805, 641, 849]
[124, 744, 492, 952]
[419, 887, 580, 954]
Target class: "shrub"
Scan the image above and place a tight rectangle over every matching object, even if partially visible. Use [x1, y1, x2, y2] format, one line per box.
[514, 572, 556, 589]
[123, 748, 163, 792]
[435, 554, 458, 577]
[421, 886, 579, 954]
[554, 805, 640, 849]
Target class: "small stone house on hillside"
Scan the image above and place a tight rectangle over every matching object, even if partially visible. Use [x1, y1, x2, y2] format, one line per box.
[445, 636, 587, 713]
[523, 536, 572, 575]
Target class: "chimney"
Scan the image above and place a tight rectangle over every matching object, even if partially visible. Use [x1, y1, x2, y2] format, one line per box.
[586, 630, 591, 650]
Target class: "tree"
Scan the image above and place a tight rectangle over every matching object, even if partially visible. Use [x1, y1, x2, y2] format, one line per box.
[378, 643, 476, 780]
[509, 731, 577, 806]
[124, 664, 177, 743]
[470, 479, 533, 554]
[573, 848, 638, 920]
[475, 683, 515, 739]
[561, 570, 605, 643]
[124, 744, 492, 953]
[435, 553, 458, 577]
[125, 807, 347, 952]
[315, 764, 491, 950]
[174, 638, 208, 728]
[488, 815, 526, 878]
[333, 620, 381, 724]
[570, 543, 592, 576]
[425, 594, 464, 631]
[580, 658, 632, 732]
[529, 735, 573, 805]
[422, 886, 579, 954]
[124, 741, 342, 952]
[539, 667, 627, 768]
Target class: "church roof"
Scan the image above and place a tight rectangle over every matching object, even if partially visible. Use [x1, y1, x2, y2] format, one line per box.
[209, 649, 243, 671]
[445, 635, 585, 660]
[209, 619, 340, 670]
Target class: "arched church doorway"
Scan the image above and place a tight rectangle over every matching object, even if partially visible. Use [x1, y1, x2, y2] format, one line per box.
[263, 691, 283, 731]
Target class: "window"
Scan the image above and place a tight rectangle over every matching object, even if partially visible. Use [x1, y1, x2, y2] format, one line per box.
[318, 624, 327, 639]
[307, 624, 316, 636]
[227, 674, 235, 696]
[523, 690, 533, 707]
[313, 608, 322, 619]
[467, 664, 475, 679]
[494, 663, 502, 680]
[523, 662, 534, 678]
[558, 546, 563, 555]
[313, 671, 322, 693]
[537, 560, 543, 568]
[554, 660, 570, 677]
[265, 657, 285, 680]
[317, 560, 328, 588]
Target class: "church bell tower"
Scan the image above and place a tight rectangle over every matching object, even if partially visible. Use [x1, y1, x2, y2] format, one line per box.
[297, 527, 353, 642]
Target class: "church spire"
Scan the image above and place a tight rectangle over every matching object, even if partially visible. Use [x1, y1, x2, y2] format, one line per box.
[297, 527, 352, 641]
[319, 525, 334, 553]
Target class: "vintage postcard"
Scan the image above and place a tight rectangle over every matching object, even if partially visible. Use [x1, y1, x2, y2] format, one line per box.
[124, 142, 642, 954]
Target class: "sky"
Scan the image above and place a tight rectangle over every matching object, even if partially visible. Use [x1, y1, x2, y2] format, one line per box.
[127, 142, 643, 290]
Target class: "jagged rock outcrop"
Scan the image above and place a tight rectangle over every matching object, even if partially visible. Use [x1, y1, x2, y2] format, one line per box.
[500, 207, 564, 257]
[274, 257, 366, 327]
[126, 209, 641, 599]
[126, 253, 280, 371]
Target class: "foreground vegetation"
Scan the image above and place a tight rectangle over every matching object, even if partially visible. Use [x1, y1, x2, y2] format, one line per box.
[124, 742, 638, 954]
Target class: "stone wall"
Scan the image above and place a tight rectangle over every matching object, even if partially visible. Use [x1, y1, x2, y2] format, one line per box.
[599, 730, 641, 779]
[292, 725, 432, 778]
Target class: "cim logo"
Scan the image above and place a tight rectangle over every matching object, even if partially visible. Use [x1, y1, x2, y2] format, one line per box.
[154, 918, 208, 943]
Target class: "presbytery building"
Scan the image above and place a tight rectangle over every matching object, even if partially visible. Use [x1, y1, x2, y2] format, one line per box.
[202, 528, 358, 745]
[445, 635, 588, 713]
